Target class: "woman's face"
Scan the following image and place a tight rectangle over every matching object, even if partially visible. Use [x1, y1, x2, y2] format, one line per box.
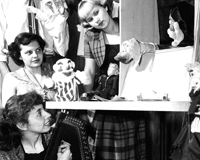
[20, 40, 43, 69]
[26, 104, 52, 133]
[79, 3, 111, 30]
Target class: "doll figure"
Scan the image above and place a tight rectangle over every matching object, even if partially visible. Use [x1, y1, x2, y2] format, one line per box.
[95, 63, 119, 99]
[52, 58, 88, 101]
[81, 63, 119, 101]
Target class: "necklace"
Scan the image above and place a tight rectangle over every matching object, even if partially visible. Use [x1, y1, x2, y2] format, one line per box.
[23, 68, 50, 101]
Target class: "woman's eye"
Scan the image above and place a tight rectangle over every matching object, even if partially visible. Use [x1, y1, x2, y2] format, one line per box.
[36, 48, 42, 54]
[87, 17, 93, 23]
[37, 111, 42, 117]
[36, 48, 42, 52]
[26, 51, 33, 55]
[94, 10, 99, 16]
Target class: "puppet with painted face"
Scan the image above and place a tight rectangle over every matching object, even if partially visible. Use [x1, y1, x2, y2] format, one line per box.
[186, 62, 200, 131]
[52, 58, 88, 101]
[95, 63, 119, 100]
[80, 63, 119, 101]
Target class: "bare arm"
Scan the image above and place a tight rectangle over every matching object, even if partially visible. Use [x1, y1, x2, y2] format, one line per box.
[0, 61, 10, 77]
[83, 58, 96, 92]
[2, 73, 16, 107]
[0, 1, 11, 77]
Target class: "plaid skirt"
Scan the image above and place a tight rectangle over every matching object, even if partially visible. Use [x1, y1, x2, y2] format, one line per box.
[87, 111, 146, 160]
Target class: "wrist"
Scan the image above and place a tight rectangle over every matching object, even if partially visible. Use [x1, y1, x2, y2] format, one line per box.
[140, 42, 157, 54]
[0, 49, 8, 63]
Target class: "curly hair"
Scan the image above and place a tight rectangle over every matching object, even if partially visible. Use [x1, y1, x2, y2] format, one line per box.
[8, 32, 46, 67]
[78, 0, 114, 28]
[0, 91, 44, 151]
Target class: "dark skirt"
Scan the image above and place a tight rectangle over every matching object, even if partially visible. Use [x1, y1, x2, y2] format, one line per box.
[87, 110, 146, 160]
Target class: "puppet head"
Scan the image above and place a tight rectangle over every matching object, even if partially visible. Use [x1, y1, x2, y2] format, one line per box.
[53, 58, 75, 77]
[107, 63, 119, 77]
[186, 62, 200, 93]
[52, 58, 88, 101]
[114, 38, 141, 64]
[52, 58, 78, 101]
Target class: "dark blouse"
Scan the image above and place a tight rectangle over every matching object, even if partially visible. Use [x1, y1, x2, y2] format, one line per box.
[100, 44, 119, 75]
[24, 135, 47, 160]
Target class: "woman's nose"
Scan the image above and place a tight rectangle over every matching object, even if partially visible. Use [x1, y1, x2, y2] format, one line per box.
[32, 51, 38, 57]
[94, 17, 101, 24]
[44, 110, 51, 118]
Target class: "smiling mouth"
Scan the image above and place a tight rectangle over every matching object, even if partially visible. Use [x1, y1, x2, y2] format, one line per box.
[46, 118, 55, 126]
[32, 59, 40, 63]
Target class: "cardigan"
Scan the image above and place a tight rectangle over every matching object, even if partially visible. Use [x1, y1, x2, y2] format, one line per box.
[0, 133, 51, 160]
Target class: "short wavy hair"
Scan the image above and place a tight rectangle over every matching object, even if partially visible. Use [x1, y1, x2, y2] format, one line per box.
[0, 91, 44, 151]
[78, 0, 114, 28]
[8, 32, 46, 67]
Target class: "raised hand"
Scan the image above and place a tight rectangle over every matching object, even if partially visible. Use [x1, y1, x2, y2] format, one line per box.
[167, 21, 184, 47]
[57, 140, 72, 160]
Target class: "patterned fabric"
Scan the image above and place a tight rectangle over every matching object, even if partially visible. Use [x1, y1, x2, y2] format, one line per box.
[6, 63, 55, 99]
[52, 58, 80, 101]
[84, 29, 106, 67]
[85, 41, 146, 160]
[54, 78, 79, 101]
[88, 111, 146, 160]
[0, 133, 51, 160]
[82, 2, 146, 159]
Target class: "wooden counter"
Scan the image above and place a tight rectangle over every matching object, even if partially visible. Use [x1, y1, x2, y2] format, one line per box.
[46, 101, 190, 160]
[46, 101, 190, 112]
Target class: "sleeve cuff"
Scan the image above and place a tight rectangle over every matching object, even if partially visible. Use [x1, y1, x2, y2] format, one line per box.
[0, 53, 8, 62]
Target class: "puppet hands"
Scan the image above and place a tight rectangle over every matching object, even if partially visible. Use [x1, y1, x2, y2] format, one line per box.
[167, 22, 184, 47]
[27, 6, 51, 22]
[114, 38, 141, 64]
[114, 38, 156, 64]
[57, 141, 72, 160]
[0, 49, 9, 62]
[75, 71, 89, 85]
[26, 6, 38, 14]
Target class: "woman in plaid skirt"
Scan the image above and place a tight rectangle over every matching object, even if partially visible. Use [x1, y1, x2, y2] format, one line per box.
[77, 0, 148, 160]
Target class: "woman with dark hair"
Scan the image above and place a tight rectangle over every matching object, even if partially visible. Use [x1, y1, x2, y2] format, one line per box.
[0, 91, 72, 160]
[2, 32, 56, 107]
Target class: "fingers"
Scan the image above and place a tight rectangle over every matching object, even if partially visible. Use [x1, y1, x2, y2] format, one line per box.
[171, 41, 179, 47]
[59, 140, 71, 153]
[173, 22, 180, 33]
[167, 22, 184, 47]
[167, 27, 176, 40]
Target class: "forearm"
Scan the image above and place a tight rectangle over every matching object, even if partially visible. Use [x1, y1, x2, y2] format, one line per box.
[0, 61, 10, 77]
[84, 81, 94, 92]
[140, 42, 159, 54]
[83, 58, 96, 92]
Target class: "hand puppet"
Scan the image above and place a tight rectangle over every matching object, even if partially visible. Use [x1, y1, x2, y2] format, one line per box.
[52, 58, 88, 101]
[186, 62, 200, 93]
[114, 38, 156, 64]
